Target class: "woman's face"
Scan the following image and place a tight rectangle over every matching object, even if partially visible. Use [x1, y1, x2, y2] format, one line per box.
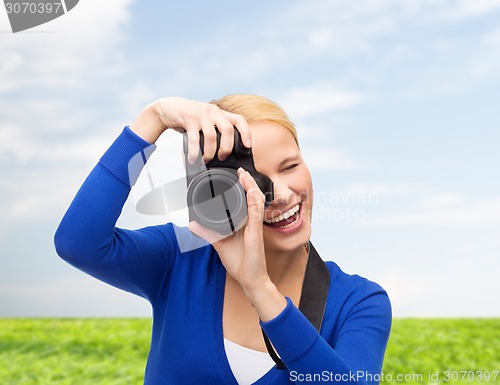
[250, 121, 313, 253]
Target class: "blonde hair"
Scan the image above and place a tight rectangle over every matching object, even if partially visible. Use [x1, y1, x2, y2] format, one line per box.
[210, 94, 298, 145]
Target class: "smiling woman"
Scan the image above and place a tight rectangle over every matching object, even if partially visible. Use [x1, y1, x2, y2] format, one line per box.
[54, 94, 392, 385]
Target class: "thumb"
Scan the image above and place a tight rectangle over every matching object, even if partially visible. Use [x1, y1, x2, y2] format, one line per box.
[238, 170, 265, 239]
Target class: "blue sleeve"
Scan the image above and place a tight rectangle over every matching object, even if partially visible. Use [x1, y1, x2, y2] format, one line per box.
[54, 126, 176, 303]
[260, 281, 392, 385]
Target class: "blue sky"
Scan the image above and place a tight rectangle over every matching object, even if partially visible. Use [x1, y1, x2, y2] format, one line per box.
[1, 0, 499, 317]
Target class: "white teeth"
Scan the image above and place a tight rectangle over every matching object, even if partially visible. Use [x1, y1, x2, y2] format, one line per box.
[264, 204, 300, 224]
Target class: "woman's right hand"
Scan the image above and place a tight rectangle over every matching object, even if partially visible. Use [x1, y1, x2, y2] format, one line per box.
[130, 97, 251, 164]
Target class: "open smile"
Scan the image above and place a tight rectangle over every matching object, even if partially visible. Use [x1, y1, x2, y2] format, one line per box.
[263, 203, 303, 231]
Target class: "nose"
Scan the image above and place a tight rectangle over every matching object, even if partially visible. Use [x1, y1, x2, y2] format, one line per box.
[269, 177, 293, 207]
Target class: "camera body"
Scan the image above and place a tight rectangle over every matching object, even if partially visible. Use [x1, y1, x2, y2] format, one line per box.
[183, 129, 274, 236]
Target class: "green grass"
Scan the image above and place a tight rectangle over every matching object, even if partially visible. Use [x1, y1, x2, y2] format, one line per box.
[0, 319, 152, 385]
[382, 319, 500, 384]
[0, 318, 498, 384]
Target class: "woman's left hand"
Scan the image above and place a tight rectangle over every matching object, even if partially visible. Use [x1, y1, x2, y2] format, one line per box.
[189, 168, 287, 320]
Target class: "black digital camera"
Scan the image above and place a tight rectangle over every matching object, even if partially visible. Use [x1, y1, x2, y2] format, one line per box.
[183, 129, 274, 236]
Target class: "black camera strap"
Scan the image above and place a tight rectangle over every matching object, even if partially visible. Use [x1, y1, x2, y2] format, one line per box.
[261, 242, 330, 370]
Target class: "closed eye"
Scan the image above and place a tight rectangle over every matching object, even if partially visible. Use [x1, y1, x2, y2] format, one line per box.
[281, 163, 299, 172]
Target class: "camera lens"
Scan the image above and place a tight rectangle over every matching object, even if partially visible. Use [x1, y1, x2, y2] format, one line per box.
[187, 169, 247, 235]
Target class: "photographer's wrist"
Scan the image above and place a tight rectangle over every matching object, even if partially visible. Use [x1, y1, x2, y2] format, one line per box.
[244, 280, 287, 323]
[130, 101, 166, 144]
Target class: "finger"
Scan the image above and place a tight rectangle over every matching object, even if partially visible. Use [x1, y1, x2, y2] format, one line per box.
[237, 167, 261, 193]
[200, 119, 218, 164]
[248, 187, 265, 226]
[185, 125, 200, 164]
[238, 168, 265, 224]
[188, 221, 226, 246]
[224, 112, 251, 148]
[215, 118, 234, 161]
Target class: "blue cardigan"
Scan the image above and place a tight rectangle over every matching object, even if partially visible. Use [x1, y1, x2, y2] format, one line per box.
[54, 127, 392, 385]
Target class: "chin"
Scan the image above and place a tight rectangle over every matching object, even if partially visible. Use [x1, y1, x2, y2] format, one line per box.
[264, 231, 311, 254]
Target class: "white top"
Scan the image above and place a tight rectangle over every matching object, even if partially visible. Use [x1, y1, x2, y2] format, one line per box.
[223, 338, 276, 385]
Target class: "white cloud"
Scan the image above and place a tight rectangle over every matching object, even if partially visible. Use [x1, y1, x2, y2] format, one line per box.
[0, 276, 151, 317]
[101, 0, 500, 104]
[279, 85, 365, 119]
[341, 182, 429, 197]
[0, 123, 115, 163]
[278, 0, 500, 99]
[483, 28, 500, 47]
[292, 123, 328, 140]
[443, 0, 500, 21]
[280, 0, 400, 58]
[366, 198, 500, 227]
[301, 147, 360, 171]
[381, 267, 500, 317]
[0, 0, 133, 93]
[0, 0, 136, 230]
[0, 164, 92, 227]
[119, 82, 158, 118]
[419, 194, 465, 209]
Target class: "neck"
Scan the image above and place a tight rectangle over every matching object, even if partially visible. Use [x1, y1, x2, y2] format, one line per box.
[265, 244, 309, 287]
